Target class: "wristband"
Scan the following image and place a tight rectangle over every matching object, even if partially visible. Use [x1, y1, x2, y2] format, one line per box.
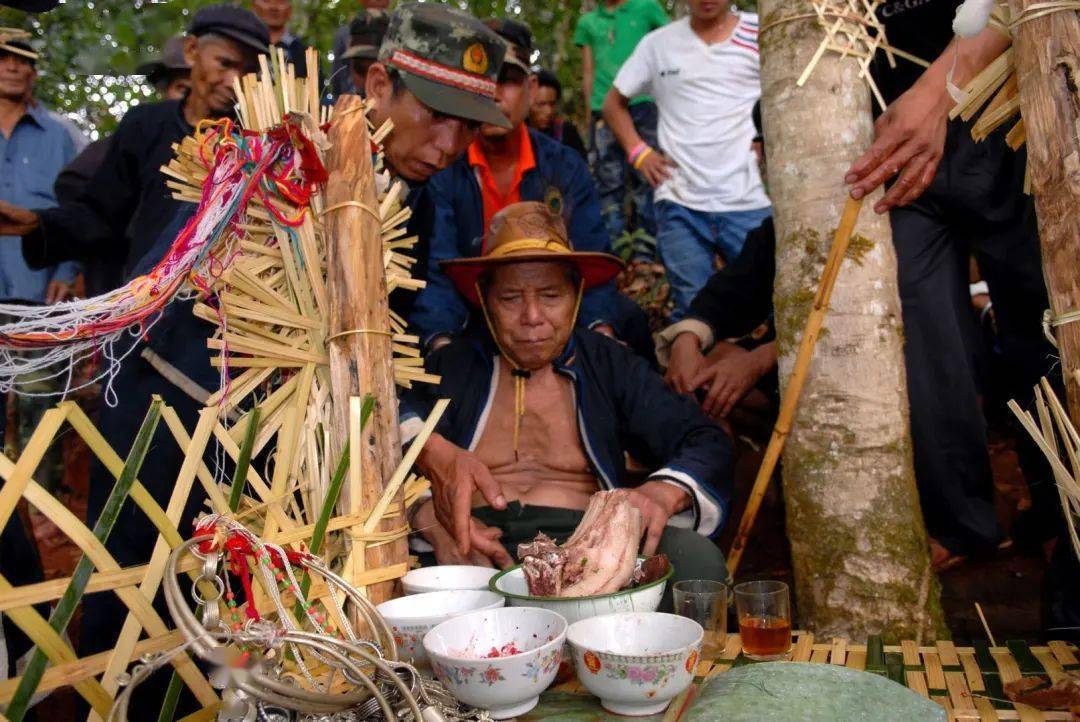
[628, 141, 649, 163]
[632, 147, 653, 170]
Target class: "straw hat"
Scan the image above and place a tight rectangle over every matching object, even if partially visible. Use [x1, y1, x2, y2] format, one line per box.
[441, 201, 624, 306]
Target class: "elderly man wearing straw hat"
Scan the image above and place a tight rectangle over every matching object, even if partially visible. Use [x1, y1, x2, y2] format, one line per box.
[404, 200, 732, 590]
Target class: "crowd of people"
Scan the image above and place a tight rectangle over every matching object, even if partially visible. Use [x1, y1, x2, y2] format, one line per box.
[0, 0, 1072, 706]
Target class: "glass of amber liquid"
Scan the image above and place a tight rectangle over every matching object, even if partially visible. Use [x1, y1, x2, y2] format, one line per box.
[734, 580, 792, 661]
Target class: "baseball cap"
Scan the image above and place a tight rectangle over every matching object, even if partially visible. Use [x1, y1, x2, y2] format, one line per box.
[187, 4, 270, 56]
[136, 36, 191, 82]
[342, 9, 389, 61]
[0, 28, 37, 61]
[484, 18, 532, 74]
[379, 3, 510, 129]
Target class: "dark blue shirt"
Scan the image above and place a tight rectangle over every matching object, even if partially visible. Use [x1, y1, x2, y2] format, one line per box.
[0, 103, 82, 302]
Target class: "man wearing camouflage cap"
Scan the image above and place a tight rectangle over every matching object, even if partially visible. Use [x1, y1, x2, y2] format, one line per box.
[363, 2, 510, 321]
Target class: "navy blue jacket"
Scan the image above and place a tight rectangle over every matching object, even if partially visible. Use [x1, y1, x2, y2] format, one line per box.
[402, 328, 732, 537]
[408, 127, 619, 347]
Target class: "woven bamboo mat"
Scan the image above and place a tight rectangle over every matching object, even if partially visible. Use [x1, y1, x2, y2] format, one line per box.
[548, 632, 1080, 721]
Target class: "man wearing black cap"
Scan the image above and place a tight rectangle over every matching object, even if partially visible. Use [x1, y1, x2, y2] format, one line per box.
[363, 2, 511, 322]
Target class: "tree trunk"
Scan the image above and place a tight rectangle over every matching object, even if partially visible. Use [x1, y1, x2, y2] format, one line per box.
[758, 0, 945, 641]
[324, 95, 405, 606]
[1009, 0, 1080, 426]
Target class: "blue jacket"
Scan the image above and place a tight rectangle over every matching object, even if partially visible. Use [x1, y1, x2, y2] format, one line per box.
[402, 328, 732, 537]
[409, 127, 619, 347]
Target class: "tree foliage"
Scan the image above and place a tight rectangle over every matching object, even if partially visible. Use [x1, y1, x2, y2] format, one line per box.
[1, 0, 753, 137]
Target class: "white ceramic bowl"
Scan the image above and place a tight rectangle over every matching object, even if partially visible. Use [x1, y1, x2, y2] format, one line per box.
[376, 590, 504, 666]
[423, 607, 568, 719]
[488, 557, 673, 625]
[402, 565, 500, 595]
[567, 612, 703, 717]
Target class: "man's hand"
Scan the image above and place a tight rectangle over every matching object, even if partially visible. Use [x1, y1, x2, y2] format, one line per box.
[844, 79, 950, 214]
[0, 201, 39, 236]
[627, 481, 692, 556]
[45, 280, 74, 305]
[414, 501, 514, 568]
[417, 433, 507, 557]
[665, 332, 706, 395]
[637, 149, 675, 189]
[692, 342, 775, 419]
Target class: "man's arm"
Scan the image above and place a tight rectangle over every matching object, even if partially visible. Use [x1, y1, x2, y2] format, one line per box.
[604, 40, 674, 188]
[845, 27, 1012, 213]
[657, 218, 776, 378]
[608, 340, 733, 537]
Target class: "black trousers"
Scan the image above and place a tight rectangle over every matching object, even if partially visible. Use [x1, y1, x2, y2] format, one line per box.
[891, 119, 1058, 554]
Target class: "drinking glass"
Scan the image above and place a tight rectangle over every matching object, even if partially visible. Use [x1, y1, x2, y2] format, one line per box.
[672, 579, 728, 659]
[733, 580, 792, 661]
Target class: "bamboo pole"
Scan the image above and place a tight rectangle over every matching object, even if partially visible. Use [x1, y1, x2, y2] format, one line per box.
[322, 94, 405, 606]
[726, 197, 863, 575]
[1008, 0, 1080, 427]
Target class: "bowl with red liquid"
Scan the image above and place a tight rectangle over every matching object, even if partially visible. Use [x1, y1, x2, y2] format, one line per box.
[423, 606, 568, 719]
[734, 580, 793, 661]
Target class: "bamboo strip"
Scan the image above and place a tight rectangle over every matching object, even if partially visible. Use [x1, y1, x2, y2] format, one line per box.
[0, 556, 199, 612]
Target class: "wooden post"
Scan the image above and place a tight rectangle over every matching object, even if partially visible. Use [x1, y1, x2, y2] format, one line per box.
[1009, 0, 1080, 425]
[758, 0, 944, 641]
[323, 95, 405, 605]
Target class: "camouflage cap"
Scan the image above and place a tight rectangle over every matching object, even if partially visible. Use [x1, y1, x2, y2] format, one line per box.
[379, 2, 510, 129]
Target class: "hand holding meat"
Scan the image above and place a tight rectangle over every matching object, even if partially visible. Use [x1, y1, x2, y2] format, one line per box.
[518, 489, 685, 597]
[417, 433, 507, 556]
[627, 481, 691, 556]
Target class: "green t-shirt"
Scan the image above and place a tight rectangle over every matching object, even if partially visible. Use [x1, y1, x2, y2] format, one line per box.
[574, 0, 669, 112]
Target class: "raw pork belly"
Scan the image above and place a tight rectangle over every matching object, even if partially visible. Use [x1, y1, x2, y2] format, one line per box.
[518, 490, 642, 597]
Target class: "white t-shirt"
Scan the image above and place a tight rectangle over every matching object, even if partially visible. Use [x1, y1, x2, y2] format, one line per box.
[613, 13, 770, 213]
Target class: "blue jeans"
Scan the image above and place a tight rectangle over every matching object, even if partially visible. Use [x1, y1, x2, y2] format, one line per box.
[592, 101, 659, 252]
[656, 201, 772, 320]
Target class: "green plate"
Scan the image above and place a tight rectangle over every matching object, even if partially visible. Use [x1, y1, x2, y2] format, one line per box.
[683, 662, 947, 722]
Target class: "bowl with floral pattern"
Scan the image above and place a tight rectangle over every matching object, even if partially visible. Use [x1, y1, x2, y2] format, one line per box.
[423, 607, 568, 719]
[376, 590, 504, 667]
[567, 611, 703, 716]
